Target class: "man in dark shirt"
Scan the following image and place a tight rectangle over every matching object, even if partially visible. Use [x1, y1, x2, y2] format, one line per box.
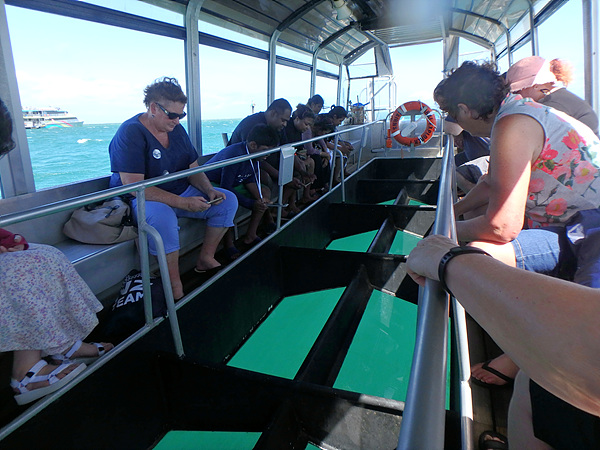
[228, 98, 291, 146]
[205, 124, 280, 246]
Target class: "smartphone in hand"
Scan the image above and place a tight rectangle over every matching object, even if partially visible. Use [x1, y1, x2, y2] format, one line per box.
[207, 197, 223, 204]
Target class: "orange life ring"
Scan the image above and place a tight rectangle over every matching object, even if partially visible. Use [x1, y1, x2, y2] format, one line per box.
[389, 101, 437, 146]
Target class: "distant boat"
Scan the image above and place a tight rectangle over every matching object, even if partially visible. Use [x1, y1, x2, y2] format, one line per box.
[22, 107, 83, 129]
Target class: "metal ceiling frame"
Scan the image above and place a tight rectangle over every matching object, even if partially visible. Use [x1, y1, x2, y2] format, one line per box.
[451, 7, 512, 65]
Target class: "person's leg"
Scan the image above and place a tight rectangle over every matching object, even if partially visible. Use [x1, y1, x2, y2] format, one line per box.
[196, 225, 227, 271]
[52, 341, 114, 362]
[283, 183, 301, 214]
[222, 229, 241, 260]
[132, 200, 182, 299]
[244, 207, 264, 244]
[177, 186, 238, 269]
[467, 239, 517, 267]
[244, 185, 272, 243]
[302, 157, 319, 202]
[471, 353, 519, 386]
[12, 350, 82, 392]
[508, 372, 553, 450]
[470, 228, 565, 385]
[167, 250, 184, 299]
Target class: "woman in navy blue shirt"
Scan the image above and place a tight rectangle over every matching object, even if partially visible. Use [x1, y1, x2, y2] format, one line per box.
[109, 77, 237, 299]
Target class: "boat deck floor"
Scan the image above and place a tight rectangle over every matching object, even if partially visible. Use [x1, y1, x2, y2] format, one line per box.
[1, 153, 512, 449]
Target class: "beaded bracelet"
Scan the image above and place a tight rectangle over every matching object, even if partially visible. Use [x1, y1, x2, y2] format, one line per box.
[437, 246, 491, 298]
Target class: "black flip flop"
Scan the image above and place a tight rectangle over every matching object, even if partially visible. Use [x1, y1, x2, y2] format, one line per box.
[471, 359, 514, 388]
[193, 265, 223, 277]
[478, 430, 507, 450]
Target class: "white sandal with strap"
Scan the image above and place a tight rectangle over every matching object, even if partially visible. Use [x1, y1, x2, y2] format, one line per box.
[10, 360, 86, 405]
[51, 340, 108, 365]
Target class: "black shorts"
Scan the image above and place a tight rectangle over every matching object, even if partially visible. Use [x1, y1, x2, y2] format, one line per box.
[530, 380, 600, 449]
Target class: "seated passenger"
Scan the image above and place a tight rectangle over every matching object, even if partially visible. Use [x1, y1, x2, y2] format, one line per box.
[466, 57, 600, 386]
[302, 114, 336, 192]
[109, 77, 238, 299]
[204, 124, 279, 247]
[0, 100, 113, 406]
[507, 56, 599, 136]
[436, 61, 600, 449]
[228, 98, 294, 199]
[328, 106, 353, 154]
[282, 104, 318, 207]
[306, 94, 325, 115]
[228, 98, 291, 146]
[436, 61, 600, 376]
[326, 106, 353, 182]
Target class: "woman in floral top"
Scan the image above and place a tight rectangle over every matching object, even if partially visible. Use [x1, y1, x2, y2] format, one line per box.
[434, 61, 600, 448]
[0, 100, 113, 406]
[436, 62, 600, 245]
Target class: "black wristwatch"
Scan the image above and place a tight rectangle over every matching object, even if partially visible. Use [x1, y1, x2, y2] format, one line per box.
[438, 246, 491, 298]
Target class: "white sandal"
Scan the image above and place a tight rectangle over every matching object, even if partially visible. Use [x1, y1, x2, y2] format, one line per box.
[11, 360, 86, 405]
[51, 340, 108, 365]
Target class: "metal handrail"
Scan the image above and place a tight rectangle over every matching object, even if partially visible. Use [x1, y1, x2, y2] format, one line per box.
[0, 121, 379, 356]
[397, 134, 473, 449]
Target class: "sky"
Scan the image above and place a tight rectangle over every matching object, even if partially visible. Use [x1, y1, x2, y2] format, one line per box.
[4, 0, 590, 124]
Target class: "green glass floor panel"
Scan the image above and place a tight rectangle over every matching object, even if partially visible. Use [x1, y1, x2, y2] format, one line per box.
[408, 199, 428, 206]
[333, 290, 417, 402]
[154, 431, 260, 449]
[390, 230, 422, 255]
[334, 290, 452, 406]
[326, 230, 377, 252]
[228, 288, 344, 379]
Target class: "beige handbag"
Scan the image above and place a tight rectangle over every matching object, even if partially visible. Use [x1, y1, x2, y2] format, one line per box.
[63, 197, 138, 244]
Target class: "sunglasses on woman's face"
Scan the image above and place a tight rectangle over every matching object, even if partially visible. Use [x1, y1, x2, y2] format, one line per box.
[156, 102, 186, 120]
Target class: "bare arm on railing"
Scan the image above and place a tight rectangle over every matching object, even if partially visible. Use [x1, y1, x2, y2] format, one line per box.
[406, 234, 600, 416]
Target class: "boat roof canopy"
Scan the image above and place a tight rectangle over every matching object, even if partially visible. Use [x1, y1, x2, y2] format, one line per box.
[143, 0, 569, 67]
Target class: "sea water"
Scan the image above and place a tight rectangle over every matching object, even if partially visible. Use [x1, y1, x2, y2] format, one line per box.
[25, 118, 241, 191]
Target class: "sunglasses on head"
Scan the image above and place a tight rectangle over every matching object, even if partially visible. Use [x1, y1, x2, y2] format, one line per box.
[156, 102, 186, 120]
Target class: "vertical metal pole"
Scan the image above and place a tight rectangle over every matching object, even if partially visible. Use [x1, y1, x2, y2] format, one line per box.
[528, 1, 538, 56]
[583, 0, 599, 116]
[184, 0, 204, 153]
[135, 187, 154, 327]
[141, 225, 185, 358]
[268, 31, 281, 105]
[277, 184, 283, 229]
[397, 138, 456, 449]
[357, 127, 365, 170]
[369, 77, 375, 122]
[310, 50, 320, 97]
[329, 135, 338, 189]
[337, 63, 344, 105]
[336, 147, 346, 202]
[136, 186, 184, 357]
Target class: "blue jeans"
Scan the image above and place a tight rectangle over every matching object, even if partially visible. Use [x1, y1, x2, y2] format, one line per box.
[511, 226, 572, 275]
[132, 185, 237, 255]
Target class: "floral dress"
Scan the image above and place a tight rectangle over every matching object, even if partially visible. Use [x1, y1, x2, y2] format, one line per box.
[0, 242, 103, 355]
[494, 94, 600, 229]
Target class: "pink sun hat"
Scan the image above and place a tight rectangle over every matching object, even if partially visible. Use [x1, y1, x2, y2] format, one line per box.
[506, 56, 557, 92]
